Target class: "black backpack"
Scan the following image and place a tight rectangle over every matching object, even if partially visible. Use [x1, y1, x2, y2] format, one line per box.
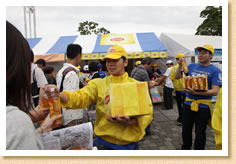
[59, 67, 77, 92]
[31, 69, 40, 107]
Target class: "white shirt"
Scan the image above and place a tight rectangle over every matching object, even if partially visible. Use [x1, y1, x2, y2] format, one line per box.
[164, 67, 174, 89]
[57, 63, 80, 92]
[31, 63, 48, 87]
[56, 63, 85, 125]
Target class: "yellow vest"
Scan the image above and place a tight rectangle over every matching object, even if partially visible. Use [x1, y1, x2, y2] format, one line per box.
[62, 72, 153, 145]
[212, 88, 222, 150]
[170, 64, 184, 91]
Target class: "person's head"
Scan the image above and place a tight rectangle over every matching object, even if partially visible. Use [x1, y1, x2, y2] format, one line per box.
[6, 21, 33, 112]
[135, 60, 141, 67]
[66, 44, 82, 66]
[152, 63, 158, 70]
[89, 62, 99, 73]
[176, 53, 185, 62]
[195, 44, 214, 65]
[141, 57, 153, 71]
[83, 65, 89, 73]
[166, 60, 173, 68]
[36, 58, 46, 70]
[103, 45, 128, 76]
[44, 66, 55, 74]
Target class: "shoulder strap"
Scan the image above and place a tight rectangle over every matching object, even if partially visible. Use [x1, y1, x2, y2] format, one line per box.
[33, 68, 37, 83]
[60, 67, 77, 92]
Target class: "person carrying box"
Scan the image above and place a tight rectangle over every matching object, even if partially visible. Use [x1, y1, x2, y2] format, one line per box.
[43, 45, 153, 150]
[175, 44, 222, 150]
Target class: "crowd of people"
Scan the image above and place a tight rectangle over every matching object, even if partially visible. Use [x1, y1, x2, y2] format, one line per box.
[6, 21, 222, 150]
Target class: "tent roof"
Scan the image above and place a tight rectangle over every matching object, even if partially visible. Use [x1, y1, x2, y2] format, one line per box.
[159, 33, 222, 57]
[27, 32, 167, 61]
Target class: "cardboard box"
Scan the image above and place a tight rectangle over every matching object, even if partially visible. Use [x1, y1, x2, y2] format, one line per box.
[109, 82, 152, 118]
[183, 72, 208, 92]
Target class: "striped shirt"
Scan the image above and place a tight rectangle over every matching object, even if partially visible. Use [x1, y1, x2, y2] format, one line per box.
[130, 65, 150, 82]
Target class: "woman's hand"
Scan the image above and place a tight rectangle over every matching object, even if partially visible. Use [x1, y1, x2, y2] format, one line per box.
[37, 113, 62, 134]
[107, 114, 138, 126]
[30, 105, 50, 123]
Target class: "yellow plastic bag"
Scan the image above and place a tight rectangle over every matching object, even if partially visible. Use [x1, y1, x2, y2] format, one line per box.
[109, 82, 152, 118]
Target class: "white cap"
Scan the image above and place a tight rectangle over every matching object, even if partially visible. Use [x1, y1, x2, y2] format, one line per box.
[166, 60, 173, 64]
[83, 65, 89, 71]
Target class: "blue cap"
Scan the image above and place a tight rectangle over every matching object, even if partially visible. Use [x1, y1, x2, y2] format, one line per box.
[97, 63, 102, 68]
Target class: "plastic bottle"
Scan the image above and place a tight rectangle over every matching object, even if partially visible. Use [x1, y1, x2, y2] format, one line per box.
[41, 88, 63, 129]
[187, 76, 192, 89]
[198, 74, 205, 90]
[181, 58, 189, 73]
[202, 74, 206, 90]
[184, 76, 188, 89]
[192, 75, 199, 90]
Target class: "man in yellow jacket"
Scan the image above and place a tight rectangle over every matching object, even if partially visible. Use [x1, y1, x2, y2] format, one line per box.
[170, 53, 186, 125]
[45, 45, 153, 150]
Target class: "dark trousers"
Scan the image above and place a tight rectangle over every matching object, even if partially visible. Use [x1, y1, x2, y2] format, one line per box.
[163, 86, 174, 109]
[176, 91, 186, 122]
[181, 104, 211, 150]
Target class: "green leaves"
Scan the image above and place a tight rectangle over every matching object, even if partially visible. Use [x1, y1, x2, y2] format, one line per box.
[195, 6, 222, 36]
[77, 21, 110, 35]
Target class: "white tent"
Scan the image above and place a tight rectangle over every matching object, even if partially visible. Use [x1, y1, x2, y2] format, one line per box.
[159, 33, 222, 65]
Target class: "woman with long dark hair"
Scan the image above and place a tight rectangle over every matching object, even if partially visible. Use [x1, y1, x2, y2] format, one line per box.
[6, 21, 61, 150]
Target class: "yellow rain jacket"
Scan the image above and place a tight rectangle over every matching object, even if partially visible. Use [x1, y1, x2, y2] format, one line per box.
[62, 72, 153, 145]
[212, 88, 222, 150]
[170, 64, 184, 91]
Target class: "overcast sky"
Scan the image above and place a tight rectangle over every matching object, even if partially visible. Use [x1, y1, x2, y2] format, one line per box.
[6, 6, 207, 38]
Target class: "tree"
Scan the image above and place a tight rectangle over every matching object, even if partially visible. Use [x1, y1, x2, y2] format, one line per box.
[195, 6, 222, 36]
[77, 21, 110, 35]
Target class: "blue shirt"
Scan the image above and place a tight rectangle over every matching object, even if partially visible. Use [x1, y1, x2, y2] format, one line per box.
[152, 69, 162, 76]
[185, 63, 222, 108]
[99, 71, 106, 78]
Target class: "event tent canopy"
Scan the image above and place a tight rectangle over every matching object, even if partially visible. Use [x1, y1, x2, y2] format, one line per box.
[159, 33, 222, 58]
[27, 32, 167, 62]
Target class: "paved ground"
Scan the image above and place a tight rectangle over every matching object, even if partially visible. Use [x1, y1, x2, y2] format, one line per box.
[139, 98, 216, 150]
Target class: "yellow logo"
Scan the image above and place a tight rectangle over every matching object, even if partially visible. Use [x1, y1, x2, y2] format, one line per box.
[101, 33, 135, 45]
